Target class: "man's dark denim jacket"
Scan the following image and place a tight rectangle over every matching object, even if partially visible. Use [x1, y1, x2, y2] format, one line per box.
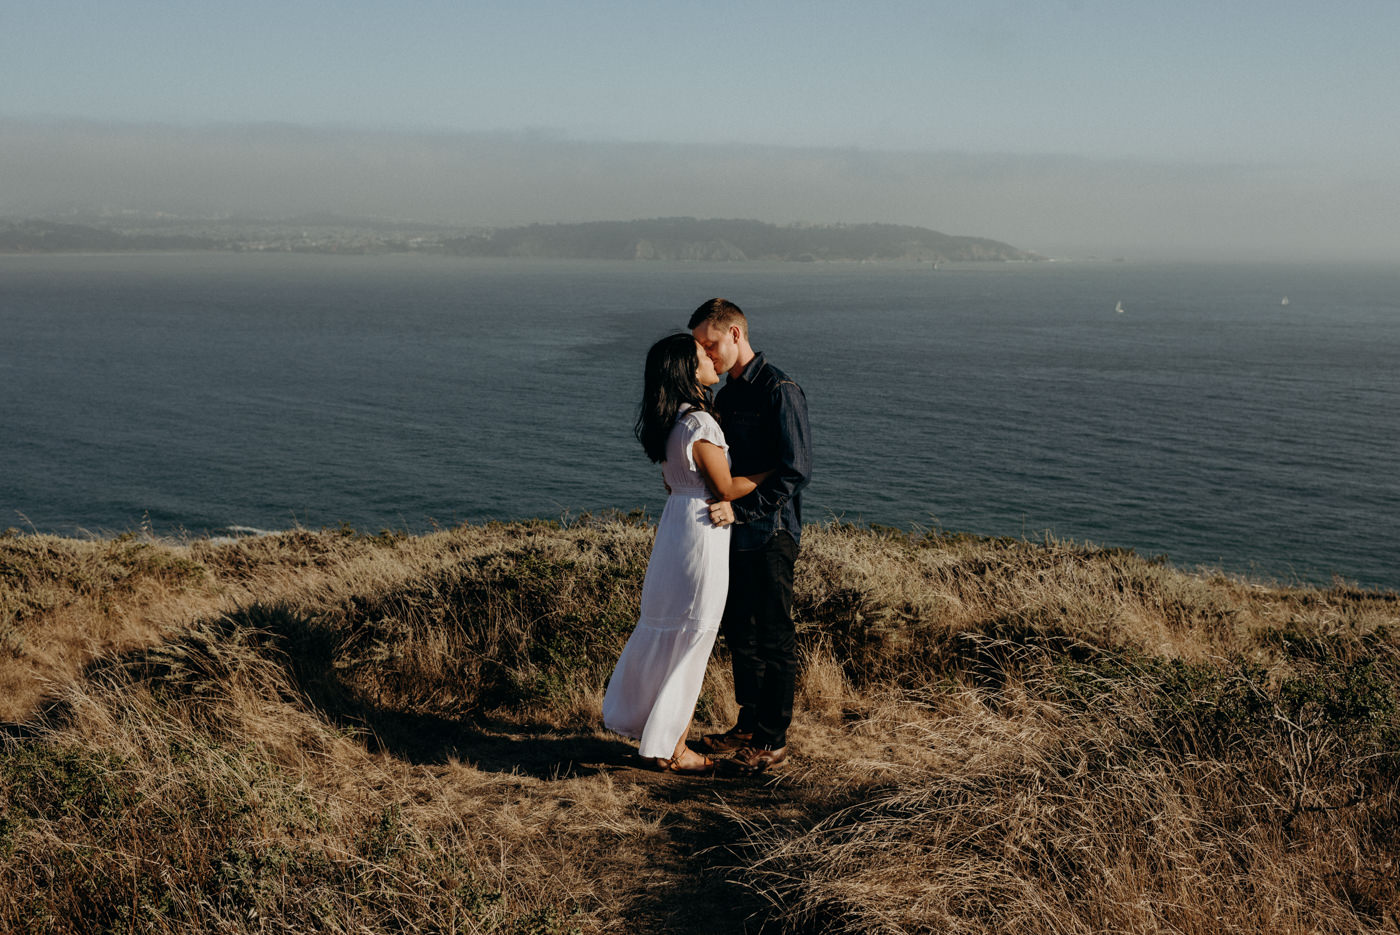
[715, 351, 812, 551]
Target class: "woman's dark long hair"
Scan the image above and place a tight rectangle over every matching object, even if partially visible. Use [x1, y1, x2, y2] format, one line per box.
[636, 332, 713, 463]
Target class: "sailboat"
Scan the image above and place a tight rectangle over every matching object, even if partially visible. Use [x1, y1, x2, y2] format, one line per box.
[1114, 300, 1125, 314]
[1281, 296, 1290, 306]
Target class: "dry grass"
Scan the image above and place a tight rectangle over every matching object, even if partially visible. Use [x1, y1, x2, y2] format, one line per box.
[1, 520, 1397, 933]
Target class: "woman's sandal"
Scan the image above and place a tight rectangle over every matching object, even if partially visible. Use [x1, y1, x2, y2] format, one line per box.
[654, 753, 715, 775]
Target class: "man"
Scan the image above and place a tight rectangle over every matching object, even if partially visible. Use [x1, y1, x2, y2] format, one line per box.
[689, 298, 812, 775]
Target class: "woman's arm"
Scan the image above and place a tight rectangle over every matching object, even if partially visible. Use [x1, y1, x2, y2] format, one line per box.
[693, 439, 772, 502]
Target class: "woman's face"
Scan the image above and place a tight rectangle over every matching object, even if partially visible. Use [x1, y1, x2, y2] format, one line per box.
[695, 340, 720, 387]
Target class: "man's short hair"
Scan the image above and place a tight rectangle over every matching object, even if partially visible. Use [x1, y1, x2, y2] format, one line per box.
[688, 298, 749, 339]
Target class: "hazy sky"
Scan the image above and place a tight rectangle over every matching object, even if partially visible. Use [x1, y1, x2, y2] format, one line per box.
[4, 1, 1398, 260]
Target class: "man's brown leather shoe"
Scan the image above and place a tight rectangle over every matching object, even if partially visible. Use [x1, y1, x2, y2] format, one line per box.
[721, 745, 788, 775]
[699, 728, 753, 754]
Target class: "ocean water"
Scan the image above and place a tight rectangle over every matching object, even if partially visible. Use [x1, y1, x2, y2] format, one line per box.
[3, 252, 1397, 591]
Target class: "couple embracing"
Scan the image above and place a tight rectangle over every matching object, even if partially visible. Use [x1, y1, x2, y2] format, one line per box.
[602, 298, 812, 776]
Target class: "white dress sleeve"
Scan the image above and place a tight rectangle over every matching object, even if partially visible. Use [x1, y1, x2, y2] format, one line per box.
[683, 411, 729, 473]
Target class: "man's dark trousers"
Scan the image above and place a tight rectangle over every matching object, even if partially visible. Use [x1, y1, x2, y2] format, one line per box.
[722, 530, 799, 749]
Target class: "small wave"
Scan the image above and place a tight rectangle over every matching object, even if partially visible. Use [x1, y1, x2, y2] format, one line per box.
[208, 525, 284, 544]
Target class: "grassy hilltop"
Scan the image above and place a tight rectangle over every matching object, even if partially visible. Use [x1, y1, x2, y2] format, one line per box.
[1, 520, 1397, 934]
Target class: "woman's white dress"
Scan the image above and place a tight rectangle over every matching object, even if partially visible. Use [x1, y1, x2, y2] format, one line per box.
[603, 407, 730, 759]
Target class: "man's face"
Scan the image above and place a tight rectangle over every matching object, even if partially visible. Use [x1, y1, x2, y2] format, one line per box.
[692, 321, 740, 376]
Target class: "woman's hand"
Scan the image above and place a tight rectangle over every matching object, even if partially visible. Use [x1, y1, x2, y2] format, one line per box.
[707, 500, 736, 527]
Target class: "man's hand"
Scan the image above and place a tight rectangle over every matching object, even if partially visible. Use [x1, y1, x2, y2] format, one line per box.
[707, 499, 735, 527]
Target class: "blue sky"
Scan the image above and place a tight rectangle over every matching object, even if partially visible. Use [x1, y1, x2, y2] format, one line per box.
[3, 1, 1399, 258]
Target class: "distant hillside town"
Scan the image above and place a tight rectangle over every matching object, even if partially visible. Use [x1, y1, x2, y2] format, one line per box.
[0, 215, 1041, 263]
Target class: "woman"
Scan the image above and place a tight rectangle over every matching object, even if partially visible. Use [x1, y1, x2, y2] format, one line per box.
[602, 333, 770, 774]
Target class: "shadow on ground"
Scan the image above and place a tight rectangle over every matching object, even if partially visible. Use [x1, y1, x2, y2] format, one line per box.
[228, 601, 646, 778]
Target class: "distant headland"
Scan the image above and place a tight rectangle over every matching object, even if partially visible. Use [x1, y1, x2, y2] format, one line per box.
[0, 215, 1041, 263]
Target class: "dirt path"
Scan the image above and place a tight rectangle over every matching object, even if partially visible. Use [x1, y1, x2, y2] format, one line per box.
[409, 722, 867, 933]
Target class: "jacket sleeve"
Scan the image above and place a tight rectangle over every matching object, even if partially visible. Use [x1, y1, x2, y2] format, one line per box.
[732, 378, 812, 524]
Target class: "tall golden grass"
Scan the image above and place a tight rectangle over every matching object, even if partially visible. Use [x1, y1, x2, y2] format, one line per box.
[1, 520, 1396, 933]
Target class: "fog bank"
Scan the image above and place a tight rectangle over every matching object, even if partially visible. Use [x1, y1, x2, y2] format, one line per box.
[3, 119, 1396, 262]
